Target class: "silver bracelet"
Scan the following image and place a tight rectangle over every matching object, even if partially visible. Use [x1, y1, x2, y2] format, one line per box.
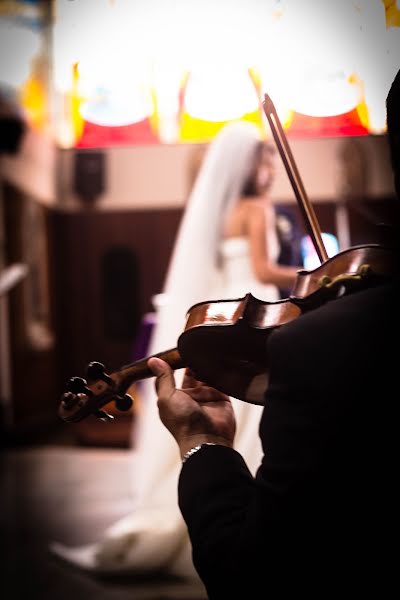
[182, 442, 217, 464]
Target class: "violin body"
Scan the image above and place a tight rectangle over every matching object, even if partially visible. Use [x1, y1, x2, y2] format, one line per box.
[177, 242, 398, 404]
[178, 293, 302, 405]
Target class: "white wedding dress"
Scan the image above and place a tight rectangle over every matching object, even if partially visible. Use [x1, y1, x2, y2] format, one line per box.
[51, 205, 281, 579]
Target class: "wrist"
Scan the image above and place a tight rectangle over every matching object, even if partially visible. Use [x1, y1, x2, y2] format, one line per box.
[178, 434, 232, 461]
[182, 443, 217, 464]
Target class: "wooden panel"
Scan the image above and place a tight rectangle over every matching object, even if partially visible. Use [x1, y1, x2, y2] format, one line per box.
[2, 185, 58, 441]
[48, 207, 183, 445]
[49, 207, 182, 379]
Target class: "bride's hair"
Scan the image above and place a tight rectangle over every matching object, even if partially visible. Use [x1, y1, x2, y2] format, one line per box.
[241, 141, 276, 197]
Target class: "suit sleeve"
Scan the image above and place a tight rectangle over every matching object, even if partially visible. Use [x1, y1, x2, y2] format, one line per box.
[178, 444, 257, 596]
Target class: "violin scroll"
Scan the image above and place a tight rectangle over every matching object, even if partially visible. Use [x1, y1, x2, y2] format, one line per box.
[59, 361, 134, 423]
[58, 348, 184, 423]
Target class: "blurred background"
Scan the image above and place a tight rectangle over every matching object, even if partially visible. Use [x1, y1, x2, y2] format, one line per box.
[1, 1, 399, 598]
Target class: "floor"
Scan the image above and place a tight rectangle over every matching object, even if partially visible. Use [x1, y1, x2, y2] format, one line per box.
[1, 431, 208, 600]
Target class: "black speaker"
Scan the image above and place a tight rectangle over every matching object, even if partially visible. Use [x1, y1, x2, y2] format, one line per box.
[73, 150, 105, 203]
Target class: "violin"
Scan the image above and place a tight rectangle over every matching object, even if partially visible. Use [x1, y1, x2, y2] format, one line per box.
[58, 95, 398, 423]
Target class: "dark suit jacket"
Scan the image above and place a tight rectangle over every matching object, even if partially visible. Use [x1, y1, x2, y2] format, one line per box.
[179, 279, 398, 599]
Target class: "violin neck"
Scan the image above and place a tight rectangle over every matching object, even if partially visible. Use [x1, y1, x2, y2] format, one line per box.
[115, 348, 185, 392]
[263, 94, 329, 264]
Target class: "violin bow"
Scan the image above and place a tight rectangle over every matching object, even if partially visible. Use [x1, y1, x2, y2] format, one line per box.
[263, 94, 329, 264]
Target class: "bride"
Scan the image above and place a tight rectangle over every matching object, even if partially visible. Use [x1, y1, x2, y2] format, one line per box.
[51, 120, 300, 577]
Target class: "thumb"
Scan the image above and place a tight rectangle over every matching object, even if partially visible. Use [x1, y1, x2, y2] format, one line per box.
[147, 357, 176, 397]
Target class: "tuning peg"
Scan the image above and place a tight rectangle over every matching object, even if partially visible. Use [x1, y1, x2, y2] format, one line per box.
[86, 361, 113, 385]
[94, 410, 114, 422]
[61, 392, 78, 411]
[115, 394, 133, 412]
[66, 376, 93, 396]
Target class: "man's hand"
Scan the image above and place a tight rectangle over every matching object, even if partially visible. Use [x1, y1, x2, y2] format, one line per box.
[148, 357, 236, 459]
